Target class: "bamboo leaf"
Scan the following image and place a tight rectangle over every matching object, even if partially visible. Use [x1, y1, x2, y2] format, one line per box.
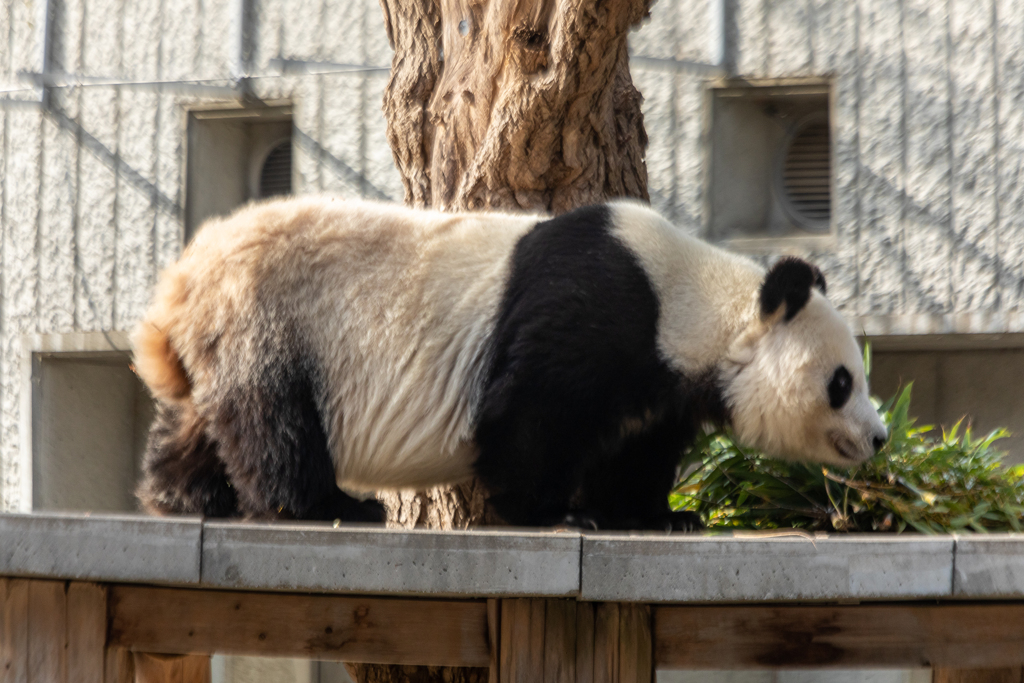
[671, 381, 1024, 534]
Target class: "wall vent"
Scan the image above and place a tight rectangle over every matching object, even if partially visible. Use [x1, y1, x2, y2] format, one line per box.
[185, 106, 292, 242]
[708, 82, 831, 242]
[778, 115, 831, 232]
[259, 141, 293, 198]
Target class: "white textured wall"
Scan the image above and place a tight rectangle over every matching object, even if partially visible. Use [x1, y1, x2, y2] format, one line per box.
[633, 0, 1024, 325]
[2, 0, 1023, 507]
[0, 0, 402, 510]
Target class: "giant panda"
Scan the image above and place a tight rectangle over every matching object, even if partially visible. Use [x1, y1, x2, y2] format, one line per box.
[132, 196, 887, 530]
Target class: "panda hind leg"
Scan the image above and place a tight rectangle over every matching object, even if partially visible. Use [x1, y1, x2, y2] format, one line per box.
[137, 401, 239, 518]
[212, 367, 384, 524]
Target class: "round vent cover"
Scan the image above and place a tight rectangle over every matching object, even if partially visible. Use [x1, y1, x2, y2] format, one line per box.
[778, 115, 831, 232]
[258, 141, 293, 198]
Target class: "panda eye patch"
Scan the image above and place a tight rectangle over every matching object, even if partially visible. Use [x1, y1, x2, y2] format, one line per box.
[828, 366, 853, 409]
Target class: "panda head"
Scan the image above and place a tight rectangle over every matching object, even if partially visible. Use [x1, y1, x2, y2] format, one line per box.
[723, 257, 888, 468]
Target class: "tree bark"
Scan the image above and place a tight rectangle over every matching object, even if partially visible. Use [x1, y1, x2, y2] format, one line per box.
[363, 0, 652, 680]
[380, 0, 650, 214]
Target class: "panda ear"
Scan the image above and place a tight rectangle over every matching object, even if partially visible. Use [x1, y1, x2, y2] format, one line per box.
[759, 257, 827, 322]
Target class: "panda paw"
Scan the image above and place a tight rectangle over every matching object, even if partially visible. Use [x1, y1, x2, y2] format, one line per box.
[660, 510, 704, 533]
[554, 512, 601, 531]
[351, 498, 387, 523]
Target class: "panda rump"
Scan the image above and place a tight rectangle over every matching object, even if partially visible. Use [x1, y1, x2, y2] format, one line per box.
[132, 196, 869, 530]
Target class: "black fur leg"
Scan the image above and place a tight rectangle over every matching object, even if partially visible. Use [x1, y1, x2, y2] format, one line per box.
[479, 451, 584, 528]
[304, 489, 386, 523]
[137, 402, 238, 517]
[474, 207, 682, 527]
[577, 419, 696, 531]
[209, 355, 376, 523]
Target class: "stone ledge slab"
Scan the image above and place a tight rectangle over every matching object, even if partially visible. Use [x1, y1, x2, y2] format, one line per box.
[581, 532, 955, 602]
[953, 534, 1024, 597]
[0, 512, 202, 584]
[201, 522, 582, 597]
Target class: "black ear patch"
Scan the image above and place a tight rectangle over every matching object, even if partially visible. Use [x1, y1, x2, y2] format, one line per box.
[759, 257, 827, 321]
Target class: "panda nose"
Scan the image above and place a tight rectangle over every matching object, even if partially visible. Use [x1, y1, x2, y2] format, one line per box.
[872, 432, 888, 453]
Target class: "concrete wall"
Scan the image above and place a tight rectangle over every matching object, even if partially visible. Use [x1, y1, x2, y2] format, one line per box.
[0, 0, 402, 511]
[2, 0, 1024, 509]
[32, 354, 152, 511]
[872, 348, 1024, 464]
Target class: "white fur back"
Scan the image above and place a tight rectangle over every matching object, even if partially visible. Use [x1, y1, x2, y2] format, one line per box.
[305, 200, 538, 491]
[170, 197, 538, 492]
[607, 201, 765, 374]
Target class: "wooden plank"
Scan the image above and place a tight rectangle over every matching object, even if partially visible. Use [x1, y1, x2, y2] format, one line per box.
[655, 604, 1024, 669]
[103, 648, 134, 683]
[180, 656, 211, 683]
[499, 598, 517, 682]
[108, 586, 489, 667]
[574, 602, 594, 683]
[499, 599, 535, 683]
[488, 599, 500, 683]
[593, 603, 619, 683]
[542, 600, 575, 683]
[617, 605, 651, 683]
[497, 598, 579, 683]
[27, 580, 66, 683]
[66, 583, 107, 683]
[527, 600, 545, 680]
[1, 581, 28, 683]
[0, 580, 4, 683]
[134, 654, 182, 683]
[134, 654, 211, 683]
[1, 579, 29, 683]
[933, 670, 1024, 683]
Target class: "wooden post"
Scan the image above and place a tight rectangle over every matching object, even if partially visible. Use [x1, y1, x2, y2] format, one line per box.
[28, 580, 68, 683]
[497, 600, 651, 683]
[133, 654, 211, 683]
[105, 648, 136, 683]
[1, 579, 115, 683]
[67, 582, 108, 683]
[1, 578, 30, 682]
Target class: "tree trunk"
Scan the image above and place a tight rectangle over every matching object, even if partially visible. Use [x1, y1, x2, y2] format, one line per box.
[362, 0, 652, 680]
[380, 0, 650, 214]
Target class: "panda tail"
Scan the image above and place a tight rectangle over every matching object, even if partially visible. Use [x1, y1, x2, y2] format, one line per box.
[136, 400, 238, 517]
[132, 320, 191, 401]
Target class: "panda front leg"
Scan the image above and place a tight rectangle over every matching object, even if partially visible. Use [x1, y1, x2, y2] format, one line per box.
[473, 406, 594, 528]
[578, 419, 703, 532]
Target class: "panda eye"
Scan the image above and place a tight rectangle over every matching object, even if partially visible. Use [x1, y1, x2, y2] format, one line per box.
[828, 366, 853, 409]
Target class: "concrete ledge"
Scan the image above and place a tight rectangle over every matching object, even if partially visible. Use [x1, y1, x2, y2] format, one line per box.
[953, 534, 1024, 597]
[5, 514, 1024, 602]
[581, 532, 955, 602]
[0, 512, 202, 584]
[201, 522, 581, 597]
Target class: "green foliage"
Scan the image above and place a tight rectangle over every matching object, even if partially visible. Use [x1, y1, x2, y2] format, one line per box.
[671, 384, 1024, 533]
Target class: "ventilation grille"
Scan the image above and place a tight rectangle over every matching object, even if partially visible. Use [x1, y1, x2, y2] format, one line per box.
[259, 142, 292, 198]
[781, 120, 831, 227]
